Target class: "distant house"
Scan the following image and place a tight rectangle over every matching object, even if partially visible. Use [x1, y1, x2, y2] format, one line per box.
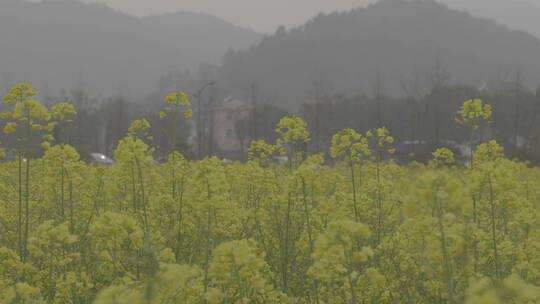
[211, 96, 250, 155]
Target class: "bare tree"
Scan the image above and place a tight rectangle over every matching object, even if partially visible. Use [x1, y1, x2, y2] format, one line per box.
[513, 68, 522, 149]
[374, 73, 384, 128]
[401, 71, 427, 152]
[312, 80, 323, 154]
[427, 58, 451, 143]
[250, 83, 259, 142]
[526, 84, 540, 153]
[194, 81, 216, 159]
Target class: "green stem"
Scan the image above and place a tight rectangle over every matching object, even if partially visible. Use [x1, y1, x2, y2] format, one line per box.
[135, 157, 149, 233]
[23, 155, 30, 264]
[349, 159, 359, 224]
[434, 185, 454, 303]
[17, 153, 23, 264]
[376, 148, 383, 246]
[60, 154, 65, 220]
[203, 177, 213, 296]
[301, 177, 319, 303]
[487, 174, 500, 279]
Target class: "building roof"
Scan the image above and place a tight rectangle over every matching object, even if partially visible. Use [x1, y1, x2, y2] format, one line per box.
[218, 96, 249, 110]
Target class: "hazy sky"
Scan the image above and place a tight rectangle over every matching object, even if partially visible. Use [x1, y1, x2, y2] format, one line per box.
[67, 0, 540, 33]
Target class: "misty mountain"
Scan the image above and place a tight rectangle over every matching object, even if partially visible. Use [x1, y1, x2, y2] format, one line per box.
[0, 0, 260, 97]
[441, 0, 540, 39]
[217, 0, 540, 109]
[141, 11, 260, 69]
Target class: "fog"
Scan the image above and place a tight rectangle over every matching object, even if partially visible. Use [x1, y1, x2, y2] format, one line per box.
[73, 0, 540, 33]
[3, 0, 540, 162]
[76, 0, 375, 32]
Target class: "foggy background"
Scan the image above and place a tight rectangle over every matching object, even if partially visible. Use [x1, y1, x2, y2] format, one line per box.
[2, 0, 540, 163]
[76, 0, 372, 32]
[74, 0, 540, 34]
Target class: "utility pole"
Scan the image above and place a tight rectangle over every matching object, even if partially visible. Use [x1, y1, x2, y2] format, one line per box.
[313, 81, 322, 154]
[374, 73, 383, 128]
[250, 83, 258, 142]
[207, 92, 216, 157]
[513, 68, 521, 150]
[195, 81, 216, 160]
[527, 84, 540, 152]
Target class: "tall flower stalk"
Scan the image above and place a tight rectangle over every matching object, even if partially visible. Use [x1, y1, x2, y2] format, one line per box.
[1, 83, 56, 264]
[330, 128, 371, 224]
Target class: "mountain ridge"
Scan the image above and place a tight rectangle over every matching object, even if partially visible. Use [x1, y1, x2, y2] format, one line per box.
[440, 0, 540, 39]
[0, 0, 262, 98]
[217, 0, 540, 108]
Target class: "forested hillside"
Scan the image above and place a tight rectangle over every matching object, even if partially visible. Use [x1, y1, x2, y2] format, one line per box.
[441, 0, 540, 39]
[218, 0, 540, 108]
[0, 0, 260, 97]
